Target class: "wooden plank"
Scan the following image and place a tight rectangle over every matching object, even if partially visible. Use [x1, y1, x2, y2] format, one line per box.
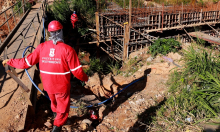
[95, 12, 100, 58]
[145, 21, 220, 33]
[158, 12, 161, 28]
[189, 32, 220, 45]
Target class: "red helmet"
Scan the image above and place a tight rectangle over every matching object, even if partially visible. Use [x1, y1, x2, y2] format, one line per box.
[48, 20, 63, 32]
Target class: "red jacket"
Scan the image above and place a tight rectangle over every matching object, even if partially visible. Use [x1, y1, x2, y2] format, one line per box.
[7, 40, 88, 94]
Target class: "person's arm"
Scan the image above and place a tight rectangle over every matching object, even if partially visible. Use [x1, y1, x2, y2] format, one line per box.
[6, 45, 41, 69]
[67, 49, 88, 82]
[2, 59, 9, 67]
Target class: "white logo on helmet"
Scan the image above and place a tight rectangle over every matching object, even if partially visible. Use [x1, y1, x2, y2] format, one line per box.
[49, 48, 55, 57]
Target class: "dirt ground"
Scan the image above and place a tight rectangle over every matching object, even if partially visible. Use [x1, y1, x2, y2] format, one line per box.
[0, 66, 31, 131]
[17, 45, 183, 132]
[0, 0, 189, 131]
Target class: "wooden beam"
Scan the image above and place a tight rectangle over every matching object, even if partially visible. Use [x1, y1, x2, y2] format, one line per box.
[22, 0, 25, 13]
[110, 34, 114, 58]
[99, 14, 124, 27]
[95, 12, 100, 58]
[100, 47, 120, 61]
[189, 32, 220, 45]
[178, 22, 195, 43]
[145, 22, 220, 33]
[203, 20, 220, 35]
[131, 27, 153, 43]
[76, 39, 111, 45]
[123, 24, 129, 61]
[129, 0, 132, 28]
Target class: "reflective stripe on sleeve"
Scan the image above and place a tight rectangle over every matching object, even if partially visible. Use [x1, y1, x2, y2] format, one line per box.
[40, 70, 71, 75]
[25, 57, 32, 67]
[70, 65, 82, 71]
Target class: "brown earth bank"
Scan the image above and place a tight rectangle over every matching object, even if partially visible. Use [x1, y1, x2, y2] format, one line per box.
[0, 0, 23, 43]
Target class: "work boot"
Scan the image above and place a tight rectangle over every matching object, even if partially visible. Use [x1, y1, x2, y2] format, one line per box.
[51, 126, 62, 132]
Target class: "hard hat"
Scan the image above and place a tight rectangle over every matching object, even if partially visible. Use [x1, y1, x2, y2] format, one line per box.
[48, 20, 63, 32]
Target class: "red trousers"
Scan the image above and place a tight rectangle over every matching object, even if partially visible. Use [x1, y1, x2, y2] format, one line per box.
[48, 92, 70, 127]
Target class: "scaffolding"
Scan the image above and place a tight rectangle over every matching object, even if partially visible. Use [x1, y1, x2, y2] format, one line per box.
[95, 1, 220, 61]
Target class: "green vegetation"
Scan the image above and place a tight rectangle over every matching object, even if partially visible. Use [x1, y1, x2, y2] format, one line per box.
[70, 0, 96, 26]
[14, 1, 23, 14]
[82, 55, 145, 77]
[150, 45, 220, 131]
[213, 0, 219, 4]
[148, 38, 181, 57]
[198, 0, 205, 7]
[106, 59, 121, 76]
[83, 58, 105, 76]
[113, 0, 144, 8]
[153, 0, 191, 5]
[25, 3, 32, 10]
[14, 0, 32, 15]
[122, 57, 139, 77]
[49, 0, 72, 24]
[120, 56, 145, 77]
[47, 0, 105, 37]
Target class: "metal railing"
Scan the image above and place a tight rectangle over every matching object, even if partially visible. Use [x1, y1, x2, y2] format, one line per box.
[0, 0, 47, 55]
[0, 0, 30, 44]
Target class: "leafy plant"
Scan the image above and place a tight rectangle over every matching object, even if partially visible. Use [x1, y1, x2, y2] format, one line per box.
[213, 0, 219, 4]
[149, 38, 181, 57]
[49, 0, 72, 24]
[83, 58, 105, 76]
[182, 46, 220, 77]
[150, 45, 220, 131]
[106, 59, 121, 76]
[70, 0, 97, 27]
[14, 1, 23, 14]
[78, 27, 89, 36]
[119, 57, 142, 77]
[196, 37, 206, 46]
[25, 2, 32, 11]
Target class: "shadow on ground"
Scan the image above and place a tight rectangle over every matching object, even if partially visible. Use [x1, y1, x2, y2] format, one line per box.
[98, 69, 151, 125]
[128, 100, 166, 132]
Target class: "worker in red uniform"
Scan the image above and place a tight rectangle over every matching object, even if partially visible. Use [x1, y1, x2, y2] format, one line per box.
[70, 11, 78, 29]
[2, 20, 88, 132]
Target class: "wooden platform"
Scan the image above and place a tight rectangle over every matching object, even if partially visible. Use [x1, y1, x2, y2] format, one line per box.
[188, 32, 220, 45]
[0, 2, 45, 131]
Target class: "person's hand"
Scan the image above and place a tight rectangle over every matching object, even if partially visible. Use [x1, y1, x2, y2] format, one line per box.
[85, 79, 90, 83]
[2, 59, 9, 67]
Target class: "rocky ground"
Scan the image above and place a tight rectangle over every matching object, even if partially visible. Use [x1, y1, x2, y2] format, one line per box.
[21, 46, 183, 132]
